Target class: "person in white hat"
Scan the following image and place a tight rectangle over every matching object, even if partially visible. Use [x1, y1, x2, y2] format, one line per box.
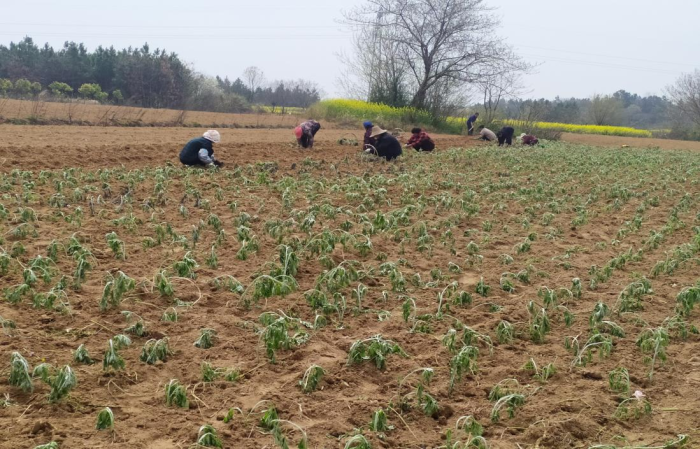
[365, 126, 402, 161]
[179, 130, 224, 168]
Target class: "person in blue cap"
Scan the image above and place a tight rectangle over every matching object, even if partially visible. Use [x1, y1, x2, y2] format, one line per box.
[363, 121, 376, 150]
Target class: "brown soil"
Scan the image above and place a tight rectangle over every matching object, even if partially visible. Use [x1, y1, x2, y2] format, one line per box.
[0, 99, 302, 128]
[561, 132, 700, 151]
[1, 124, 699, 449]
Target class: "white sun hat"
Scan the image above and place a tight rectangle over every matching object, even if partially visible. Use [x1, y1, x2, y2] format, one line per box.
[203, 130, 221, 143]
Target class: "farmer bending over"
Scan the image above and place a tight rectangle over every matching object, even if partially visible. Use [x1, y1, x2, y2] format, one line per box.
[363, 121, 376, 150]
[364, 126, 402, 161]
[520, 133, 539, 146]
[405, 127, 435, 152]
[295, 119, 321, 149]
[497, 126, 515, 146]
[179, 130, 223, 168]
[466, 112, 479, 136]
[477, 126, 497, 142]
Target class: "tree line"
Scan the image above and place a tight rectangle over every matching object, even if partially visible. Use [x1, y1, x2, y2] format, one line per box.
[0, 37, 320, 113]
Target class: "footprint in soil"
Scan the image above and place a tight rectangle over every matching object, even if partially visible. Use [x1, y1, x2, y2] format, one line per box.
[459, 272, 480, 287]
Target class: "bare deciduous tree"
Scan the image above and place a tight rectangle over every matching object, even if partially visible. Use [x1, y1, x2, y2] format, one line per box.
[666, 70, 700, 127]
[588, 94, 623, 126]
[343, 0, 527, 113]
[477, 70, 524, 126]
[243, 66, 265, 103]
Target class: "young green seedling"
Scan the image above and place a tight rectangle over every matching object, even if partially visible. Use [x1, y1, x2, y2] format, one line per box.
[196, 424, 223, 448]
[140, 338, 172, 364]
[73, 344, 94, 365]
[608, 367, 630, 396]
[636, 326, 670, 381]
[347, 335, 407, 370]
[490, 394, 526, 423]
[164, 379, 189, 408]
[9, 351, 33, 392]
[32, 364, 77, 402]
[194, 328, 217, 349]
[299, 365, 325, 393]
[95, 407, 115, 430]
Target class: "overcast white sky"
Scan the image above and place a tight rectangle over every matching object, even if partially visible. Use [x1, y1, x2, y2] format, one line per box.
[2, 0, 698, 100]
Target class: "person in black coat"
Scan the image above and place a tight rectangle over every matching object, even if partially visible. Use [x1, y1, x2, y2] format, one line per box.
[364, 126, 402, 161]
[179, 130, 223, 167]
[497, 126, 515, 146]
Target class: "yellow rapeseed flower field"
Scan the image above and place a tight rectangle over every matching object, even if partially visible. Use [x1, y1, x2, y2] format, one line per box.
[307, 99, 654, 138]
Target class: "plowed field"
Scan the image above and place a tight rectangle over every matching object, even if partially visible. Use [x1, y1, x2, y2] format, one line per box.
[1, 125, 699, 449]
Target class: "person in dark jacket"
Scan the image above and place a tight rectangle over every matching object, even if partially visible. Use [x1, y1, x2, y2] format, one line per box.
[466, 112, 479, 135]
[405, 127, 435, 152]
[363, 121, 375, 150]
[364, 126, 402, 161]
[179, 130, 223, 167]
[497, 126, 515, 146]
[295, 119, 321, 149]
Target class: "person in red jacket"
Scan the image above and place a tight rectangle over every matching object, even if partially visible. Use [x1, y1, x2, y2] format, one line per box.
[520, 133, 539, 146]
[405, 128, 435, 152]
[295, 119, 321, 149]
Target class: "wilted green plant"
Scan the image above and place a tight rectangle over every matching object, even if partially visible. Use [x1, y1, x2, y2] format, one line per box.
[259, 313, 310, 363]
[73, 344, 94, 365]
[495, 320, 514, 344]
[122, 311, 147, 337]
[95, 407, 115, 430]
[161, 307, 178, 322]
[490, 394, 526, 423]
[194, 328, 217, 349]
[196, 424, 223, 448]
[449, 346, 479, 394]
[475, 277, 490, 297]
[566, 333, 613, 367]
[608, 367, 630, 396]
[344, 434, 372, 449]
[100, 271, 135, 311]
[299, 365, 325, 393]
[103, 335, 131, 371]
[527, 302, 551, 343]
[614, 394, 652, 420]
[174, 251, 198, 278]
[636, 326, 670, 381]
[32, 443, 59, 449]
[347, 335, 407, 370]
[164, 379, 189, 408]
[523, 358, 556, 383]
[105, 231, 126, 260]
[369, 408, 390, 432]
[206, 245, 218, 269]
[32, 364, 77, 402]
[140, 338, 172, 364]
[155, 270, 175, 298]
[9, 351, 33, 392]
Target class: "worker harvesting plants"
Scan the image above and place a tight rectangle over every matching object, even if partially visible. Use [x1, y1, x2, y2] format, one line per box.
[179, 130, 224, 168]
[362, 121, 375, 150]
[405, 127, 435, 152]
[364, 126, 402, 161]
[520, 133, 539, 146]
[496, 126, 515, 146]
[295, 119, 321, 149]
[477, 125, 497, 142]
[466, 112, 479, 135]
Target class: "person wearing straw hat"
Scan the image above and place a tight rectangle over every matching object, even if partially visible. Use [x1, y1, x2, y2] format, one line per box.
[295, 119, 321, 149]
[364, 125, 402, 161]
[179, 130, 224, 168]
